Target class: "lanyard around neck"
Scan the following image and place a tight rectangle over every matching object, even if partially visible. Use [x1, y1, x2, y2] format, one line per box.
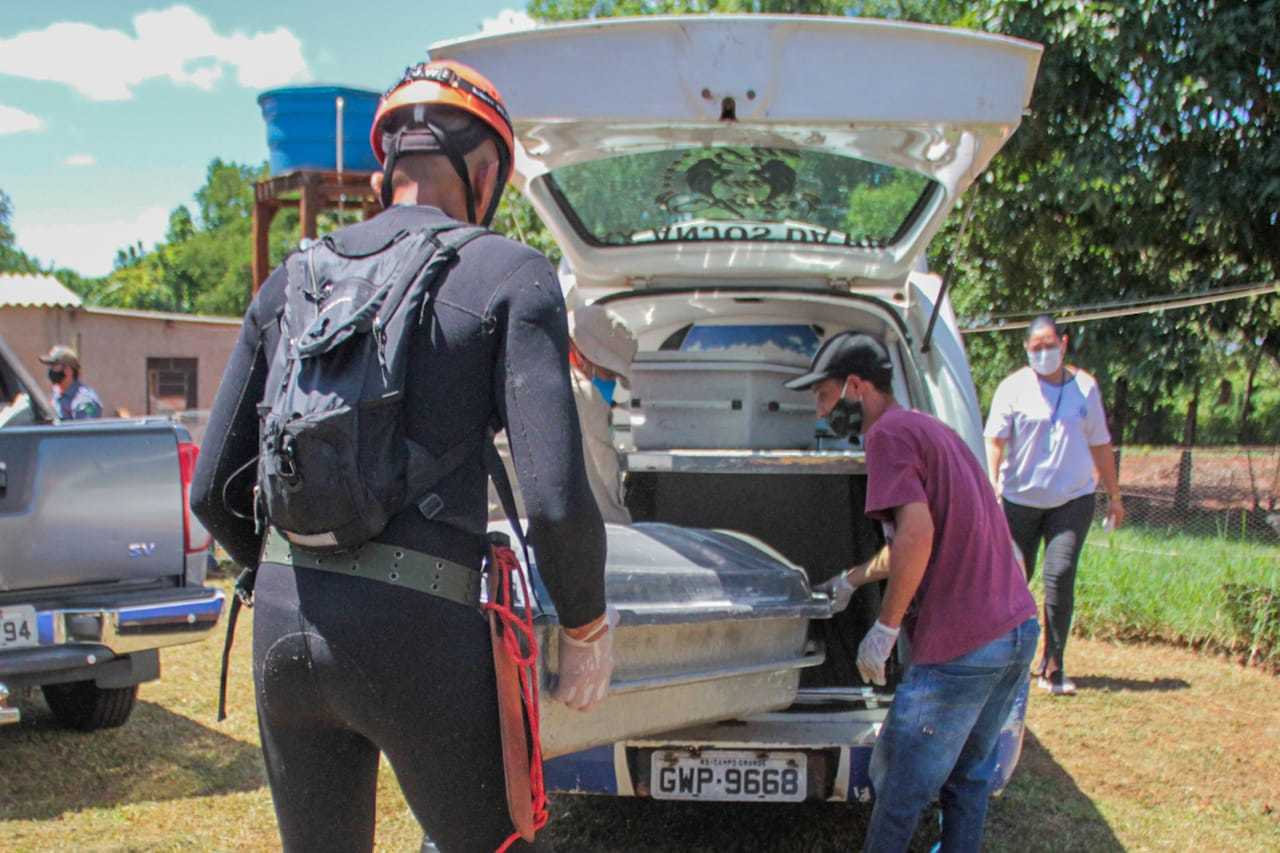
[1043, 371, 1075, 424]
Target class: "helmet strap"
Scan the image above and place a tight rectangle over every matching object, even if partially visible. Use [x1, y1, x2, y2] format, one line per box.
[426, 120, 477, 225]
[379, 123, 478, 223]
[479, 146, 511, 228]
[379, 135, 399, 210]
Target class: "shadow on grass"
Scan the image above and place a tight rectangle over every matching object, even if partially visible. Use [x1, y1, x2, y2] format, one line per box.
[543, 793, 883, 853]
[986, 729, 1123, 852]
[1072, 674, 1191, 693]
[0, 698, 264, 821]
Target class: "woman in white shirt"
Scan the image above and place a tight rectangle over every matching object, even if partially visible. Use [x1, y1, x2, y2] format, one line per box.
[984, 316, 1124, 695]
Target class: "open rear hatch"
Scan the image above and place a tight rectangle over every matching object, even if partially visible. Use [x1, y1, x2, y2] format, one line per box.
[450, 16, 1042, 747]
[431, 15, 1041, 291]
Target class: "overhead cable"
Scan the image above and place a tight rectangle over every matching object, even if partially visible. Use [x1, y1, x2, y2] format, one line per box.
[960, 280, 1278, 334]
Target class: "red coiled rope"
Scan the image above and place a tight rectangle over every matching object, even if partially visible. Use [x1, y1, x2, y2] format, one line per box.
[485, 544, 548, 853]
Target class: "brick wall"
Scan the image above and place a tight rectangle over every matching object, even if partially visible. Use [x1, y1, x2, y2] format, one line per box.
[0, 306, 239, 419]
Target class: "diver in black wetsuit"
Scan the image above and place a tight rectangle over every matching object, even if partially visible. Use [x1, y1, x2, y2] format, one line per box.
[191, 61, 614, 853]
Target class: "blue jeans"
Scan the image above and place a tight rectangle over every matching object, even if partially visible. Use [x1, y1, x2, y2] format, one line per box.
[865, 617, 1039, 853]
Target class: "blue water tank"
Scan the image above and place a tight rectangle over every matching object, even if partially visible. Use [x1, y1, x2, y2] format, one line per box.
[257, 85, 381, 175]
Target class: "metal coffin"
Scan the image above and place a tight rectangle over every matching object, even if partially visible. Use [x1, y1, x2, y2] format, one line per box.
[629, 353, 816, 451]
[493, 522, 831, 758]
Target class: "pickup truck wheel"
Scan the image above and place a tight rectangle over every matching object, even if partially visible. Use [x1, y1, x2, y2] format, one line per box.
[42, 681, 138, 731]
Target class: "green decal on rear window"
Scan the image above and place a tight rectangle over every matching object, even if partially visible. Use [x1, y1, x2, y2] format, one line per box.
[548, 147, 935, 248]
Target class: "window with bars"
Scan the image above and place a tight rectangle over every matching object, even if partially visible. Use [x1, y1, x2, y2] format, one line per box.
[146, 358, 198, 415]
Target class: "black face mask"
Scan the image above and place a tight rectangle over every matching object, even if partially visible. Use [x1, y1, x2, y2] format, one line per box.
[828, 397, 863, 439]
[48, 367, 67, 384]
[826, 378, 863, 439]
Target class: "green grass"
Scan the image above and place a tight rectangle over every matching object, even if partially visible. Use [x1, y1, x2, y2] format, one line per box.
[1067, 524, 1280, 665]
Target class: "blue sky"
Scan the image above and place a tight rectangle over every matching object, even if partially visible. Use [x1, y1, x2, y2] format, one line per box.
[0, 2, 536, 275]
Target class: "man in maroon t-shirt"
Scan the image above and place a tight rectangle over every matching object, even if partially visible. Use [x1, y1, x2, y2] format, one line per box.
[787, 332, 1038, 853]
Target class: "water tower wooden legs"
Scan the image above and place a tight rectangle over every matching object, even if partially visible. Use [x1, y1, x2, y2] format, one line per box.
[252, 200, 278, 294]
[251, 169, 378, 294]
[300, 183, 319, 242]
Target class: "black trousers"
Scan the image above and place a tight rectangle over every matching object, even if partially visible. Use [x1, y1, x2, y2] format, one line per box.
[1001, 494, 1095, 678]
[252, 561, 535, 853]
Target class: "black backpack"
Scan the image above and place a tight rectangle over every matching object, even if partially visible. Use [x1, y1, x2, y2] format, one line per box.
[256, 223, 487, 552]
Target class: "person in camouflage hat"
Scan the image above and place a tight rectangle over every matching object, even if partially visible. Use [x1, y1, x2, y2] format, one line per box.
[39, 345, 102, 421]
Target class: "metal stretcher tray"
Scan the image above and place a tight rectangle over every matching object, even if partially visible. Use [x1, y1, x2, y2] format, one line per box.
[490, 522, 832, 758]
[624, 449, 867, 476]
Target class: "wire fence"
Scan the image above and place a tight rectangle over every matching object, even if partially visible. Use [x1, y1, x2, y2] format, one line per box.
[1099, 444, 1280, 542]
[1079, 445, 1279, 666]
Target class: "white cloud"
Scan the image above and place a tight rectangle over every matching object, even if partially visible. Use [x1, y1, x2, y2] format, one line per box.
[0, 104, 44, 135]
[65, 154, 96, 167]
[480, 9, 539, 35]
[16, 206, 171, 277]
[0, 5, 311, 101]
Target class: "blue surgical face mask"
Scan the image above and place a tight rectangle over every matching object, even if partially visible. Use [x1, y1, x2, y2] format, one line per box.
[592, 377, 617, 403]
[1028, 346, 1063, 376]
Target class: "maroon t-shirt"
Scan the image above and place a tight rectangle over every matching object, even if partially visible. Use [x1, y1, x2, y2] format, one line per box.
[864, 407, 1036, 665]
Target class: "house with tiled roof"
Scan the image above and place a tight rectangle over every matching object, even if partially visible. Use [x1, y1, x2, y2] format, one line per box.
[0, 273, 238, 437]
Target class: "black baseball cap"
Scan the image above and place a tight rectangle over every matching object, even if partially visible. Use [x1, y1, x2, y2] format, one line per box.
[784, 332, 893, 390]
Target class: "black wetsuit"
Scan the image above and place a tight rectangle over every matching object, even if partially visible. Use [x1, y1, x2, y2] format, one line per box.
[191, 204, 606, 852]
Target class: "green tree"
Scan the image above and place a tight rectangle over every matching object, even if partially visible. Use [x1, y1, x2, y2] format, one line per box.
[0, 189, 102, 294]
[87, 159, 304, 317]
[529, 0, 970, 22]
[0, 189, 41, 275]
[195, 159, 258, 231]
[492, 192, 562, 263]
[945, 0, 1279, 444]
[0, 189, 14, 248]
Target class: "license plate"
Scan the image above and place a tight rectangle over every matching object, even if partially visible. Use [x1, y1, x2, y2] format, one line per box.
[650, 750, 806, 802]
[0, 605, 38, 650]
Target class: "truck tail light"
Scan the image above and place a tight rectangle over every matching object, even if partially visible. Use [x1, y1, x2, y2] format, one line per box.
[178, 441, 213, 555]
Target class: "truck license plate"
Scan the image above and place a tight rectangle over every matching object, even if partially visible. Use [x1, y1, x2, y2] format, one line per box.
[0, 605, 38, 649]
[650, 750, 806, 802]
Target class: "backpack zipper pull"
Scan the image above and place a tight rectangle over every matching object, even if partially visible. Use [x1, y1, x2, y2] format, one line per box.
[374, 317, 390, 376]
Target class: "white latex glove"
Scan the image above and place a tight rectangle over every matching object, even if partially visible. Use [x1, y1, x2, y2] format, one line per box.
[857, 621, 900, 687]
[555, 606, 619, 711]
[815, 571, 856, 613]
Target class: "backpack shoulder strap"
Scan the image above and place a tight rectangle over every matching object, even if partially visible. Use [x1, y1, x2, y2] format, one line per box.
[375, 225, 486, 330]
[396, 225, 496, 509]
[434, 224, 489, 253]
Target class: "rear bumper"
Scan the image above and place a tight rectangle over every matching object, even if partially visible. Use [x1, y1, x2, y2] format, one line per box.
[547, 701, 886, 803]
[0, 587, 224, 691]
[545, 682, 1030, 803]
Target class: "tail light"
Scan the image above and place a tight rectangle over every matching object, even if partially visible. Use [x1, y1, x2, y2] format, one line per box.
[178, 441, 213, 554]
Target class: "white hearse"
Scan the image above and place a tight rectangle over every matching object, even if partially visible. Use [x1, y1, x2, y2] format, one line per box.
[436, 15, 1042, 804]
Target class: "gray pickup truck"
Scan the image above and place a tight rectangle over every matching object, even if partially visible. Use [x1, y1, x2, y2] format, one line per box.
[0, 334, 224, 730]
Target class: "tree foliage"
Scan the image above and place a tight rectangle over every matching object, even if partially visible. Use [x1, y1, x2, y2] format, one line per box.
[491, 192, 563, 264]
[75, 159, 309, 317]
[0, 190, 41, 276]
[1, 188, 103, 293]
[944, 0, 1279, 443]
[528, 0, 972, 23]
